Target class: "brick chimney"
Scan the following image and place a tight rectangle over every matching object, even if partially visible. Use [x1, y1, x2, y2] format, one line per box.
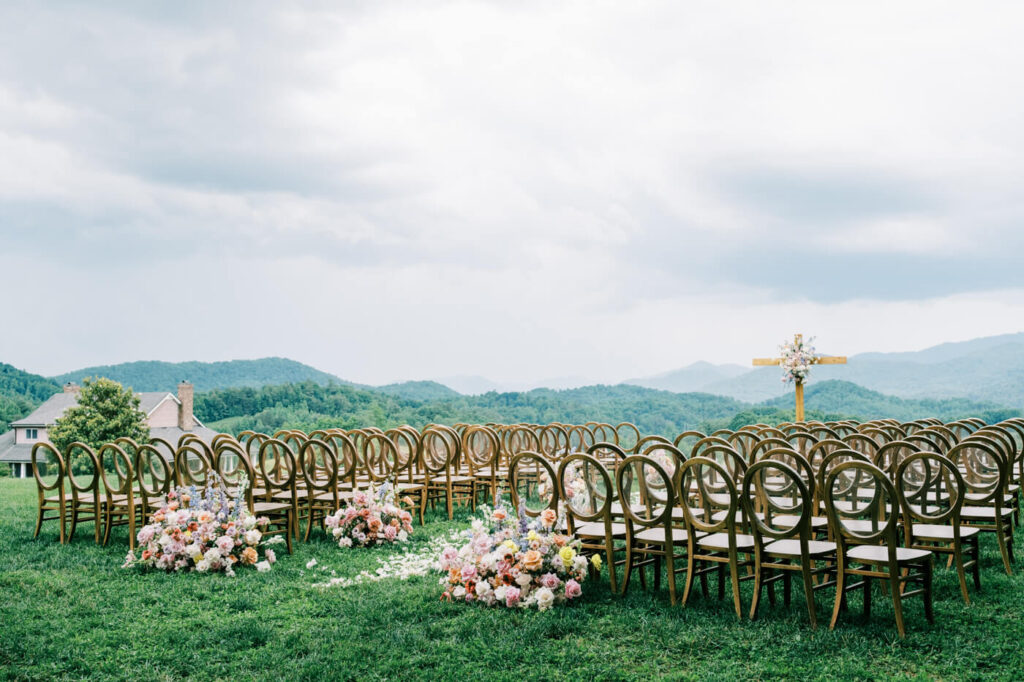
[177, 381, 194, 431]
[63, 382, 80, 394]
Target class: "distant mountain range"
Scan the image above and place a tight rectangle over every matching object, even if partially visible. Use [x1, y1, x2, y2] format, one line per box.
[0, 331, 1021, 430]
[626, 333, 1024, 407]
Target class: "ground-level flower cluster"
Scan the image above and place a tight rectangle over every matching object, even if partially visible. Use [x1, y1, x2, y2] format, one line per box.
[324, 482, 413, 548]
[439, 500, 592, 611]
[122, 478, 282, 576]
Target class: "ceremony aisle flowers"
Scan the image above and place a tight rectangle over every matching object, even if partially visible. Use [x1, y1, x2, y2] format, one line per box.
[324, 482, 414, 548]
[122, 477, 281, 576]
[438, 499, 591, 611]
[779, 335, 819, 384]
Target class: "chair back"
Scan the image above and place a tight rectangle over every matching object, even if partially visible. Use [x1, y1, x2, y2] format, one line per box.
[616, 454, 675, 530]
[743, 459, 813, 542]
[65, 442, 101, 498]
[135, 444, 174, 506]
[508, 451, 559, 516]
[823, 460, 899, 546]
[894, 451, 965, 530]
[558, 453, 613, 525]
[99, 443, 134, 500]
[32, 443, 65, 503]
[679, 456, 741, 535]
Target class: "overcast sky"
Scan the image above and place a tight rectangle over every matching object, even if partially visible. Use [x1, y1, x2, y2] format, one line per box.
[2, 1, 1024, 386]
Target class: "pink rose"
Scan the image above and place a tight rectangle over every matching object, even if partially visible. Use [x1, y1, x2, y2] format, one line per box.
[137, 526, 156, 545]
[565, 579, 582, 599]
[461, 565, 478, 582]
[265, 549, 276, 565]
[505, 586, 521, 607]
[540, 572, 561, 590]
[384, 525, 398, 541]
[216, 536, 235, 554]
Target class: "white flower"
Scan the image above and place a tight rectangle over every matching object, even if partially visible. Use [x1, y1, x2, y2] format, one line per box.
[535, 587, 555, 611]
[306, 558, 318, 569]
[158, 534, 173, 548]
[475, 581, 491, 597]
[244, 529, 262, 545]
[471, 519, 484, 533]
[397, 530, 408, 542]
[205, 548, 221, 562]
[186, 543, 203, 559]
[256, 560, 271, 572]
[339, 537, 353, 548]
[452, 585, 466, 598]
[479, 553, 497, 572]
[573, 555, 588, 573]
[494, 585, 507, 601]
[515, 573, 533, 587]
[243, 515, 257, 530]
[332, 527, 344, 538]
[195, 559, 210, 573]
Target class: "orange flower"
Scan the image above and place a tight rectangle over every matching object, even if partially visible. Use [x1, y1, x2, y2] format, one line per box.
[540, 509, 557, 528]
[522, 550, 544, 572]
[368, 518, 383, 532]
[141, 550, 152, 561]
[553, 534, 568, 548]
[240, 547, 258, 565]
[390, 518, 400, 528]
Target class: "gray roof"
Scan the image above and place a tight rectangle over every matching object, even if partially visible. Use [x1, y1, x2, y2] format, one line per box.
[0, 430, 31, 463]
[0, 426, 222, 464]
[11, 391, 178, 428]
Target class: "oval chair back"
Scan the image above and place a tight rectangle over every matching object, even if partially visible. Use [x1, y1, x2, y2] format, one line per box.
[31, 442, 66, 542]
[508, 451, 559, 518]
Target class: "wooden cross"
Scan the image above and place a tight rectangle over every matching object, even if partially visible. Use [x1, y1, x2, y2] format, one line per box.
[752, 333, 847, 421]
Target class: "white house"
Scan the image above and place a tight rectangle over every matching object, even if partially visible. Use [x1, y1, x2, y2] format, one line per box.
[0, 381, 217, 478]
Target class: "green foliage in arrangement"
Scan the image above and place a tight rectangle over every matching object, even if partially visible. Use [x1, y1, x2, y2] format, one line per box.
[48, 378, 150, 455]
[4, 478, 1024, 679]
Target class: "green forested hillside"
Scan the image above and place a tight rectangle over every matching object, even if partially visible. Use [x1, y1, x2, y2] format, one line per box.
[763, 380, 1019, 423]
[196, 378, 1020, 438]
[0, 363, 61, 425]
[375, 381, 462, 401]
[52, 358, 346, 392]
[196, 382, 749, 436]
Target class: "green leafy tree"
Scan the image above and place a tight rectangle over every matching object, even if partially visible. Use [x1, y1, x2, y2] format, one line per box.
[49, 377, 150, 455]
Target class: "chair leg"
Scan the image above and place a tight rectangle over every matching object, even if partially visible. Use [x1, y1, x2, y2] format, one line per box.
[665, 548, 677, 606]
[801, 564, 818, 629]
[33, 504, 44, 539]
[923, 559, 934, 624]
[728, 552, 743, 620]
[606, 543, 617, 594]
[954, 543, 971, 605]
[889, 570, 906, 638]
[749, 554, 763, 621]
[681, 552, 696, 606]
[972, 538, 982, 590]
[59, 503, 67, 544]
[621, 540, 634, 595]
[829, 561, 845, 631]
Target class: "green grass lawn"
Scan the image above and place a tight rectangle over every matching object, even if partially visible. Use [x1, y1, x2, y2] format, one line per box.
[2, 477, 1023, 681]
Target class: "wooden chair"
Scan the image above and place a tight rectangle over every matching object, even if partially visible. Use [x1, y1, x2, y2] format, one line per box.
[462, 425, 504, 507]
[299, 439, 343, 541]
[387, 427, 427, 524]
[679, 456, 756, 618]
[616, 454, 689, 604]
[744, 459, 836, 628]
[31, 443, 67, 543]
[66, 442, 104, 544]
[895, 451, 980, 604]
[948, 438, 1015, 574]
[134, 444, 175, 522]
[175, 442, 213, 489]
[254, 439, 296, 553]
[508, 451, 558, 518]
[421, 426, 475, 520]
[823, 460, 934, 638]
[99, 443, 141, 549]
[558, 453, 626, 591]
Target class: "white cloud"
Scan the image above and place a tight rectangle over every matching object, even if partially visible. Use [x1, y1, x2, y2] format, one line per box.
[1, 1, 1024, 383]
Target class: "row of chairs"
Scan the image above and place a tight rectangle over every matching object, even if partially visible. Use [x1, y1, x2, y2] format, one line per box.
[504, 419, 1023, 636]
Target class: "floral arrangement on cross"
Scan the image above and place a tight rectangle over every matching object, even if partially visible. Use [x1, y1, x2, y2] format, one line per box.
[778, 335, 819, 384]
[438, 496, 594, 611]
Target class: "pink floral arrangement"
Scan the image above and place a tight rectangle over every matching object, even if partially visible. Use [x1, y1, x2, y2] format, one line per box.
[122, 478, 282, 576]
[439, 500, 592, 611]
[324, 482, 414, 548]
[779, 335, 819, 384]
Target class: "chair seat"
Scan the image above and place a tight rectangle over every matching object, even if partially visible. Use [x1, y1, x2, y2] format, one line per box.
[911, 524, 981, 541]
[395, 482, 424, 493]
[960, 506, 1014, 520]
[698, 532, 755, 552]
[635, 527, 690, 544]
[846, 544, 931, 563]
[763, 538, 836, 557]
[253, 501, 291, 514]
[471, 468, 508, 477]
[575, 521, 627, 538]
[774, 514, 828, 530]
[44, 495, 66, 503]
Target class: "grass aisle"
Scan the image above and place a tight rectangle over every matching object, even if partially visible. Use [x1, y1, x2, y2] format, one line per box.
[1, 478, 1022, 680]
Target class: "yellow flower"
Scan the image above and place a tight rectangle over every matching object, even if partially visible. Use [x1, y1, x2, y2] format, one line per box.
[591, 554, 602, 570]
[502, 540, 518, 552]
[559, 546, 576, 568]
[527, 530, 539, 542]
